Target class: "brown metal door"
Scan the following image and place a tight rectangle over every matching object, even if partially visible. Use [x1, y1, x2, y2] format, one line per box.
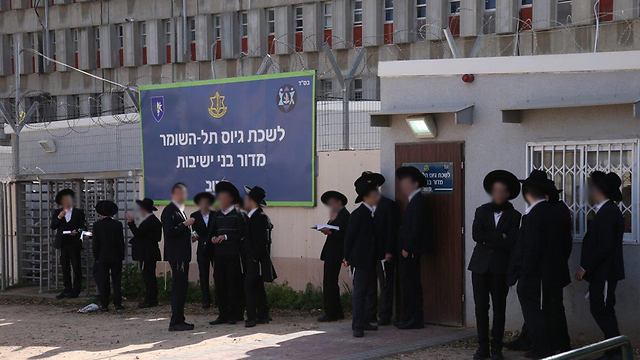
[395, 142, 465, 326]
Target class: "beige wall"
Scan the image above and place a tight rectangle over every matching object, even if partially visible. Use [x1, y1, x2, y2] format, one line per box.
[156, 150, 381, 291]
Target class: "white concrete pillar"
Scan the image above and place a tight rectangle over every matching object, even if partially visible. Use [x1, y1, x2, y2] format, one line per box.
[572, 0, 596, 25]
[533, 0, 557, 30]
[333, 0, 352, 49]
[175, 17, 188, 63]
[614, 0, 640, 20]
[221, 11, 240, 59]
[393, 0, 413, 44]
[147, 19, 166, 65]
[303, 2, 323, 51]
[249, 8, 267, 57]
[461, 0, 484, 37]
[426, 0, 448, 40]
[495, 0, 519, 34]
[275, 6, 294, 54]
[10, 0, 29, 9]
[78, 27, 96, 70]
[99, 25, 119, 69]
[123, 22, 140, 67]
[362, 0, 382, 47]
[196, 14, 214, 61]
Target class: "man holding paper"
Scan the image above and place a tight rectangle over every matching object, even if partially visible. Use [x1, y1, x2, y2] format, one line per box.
[316, 190, 350, 323]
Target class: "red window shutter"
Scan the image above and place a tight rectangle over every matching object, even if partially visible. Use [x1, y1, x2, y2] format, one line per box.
[384, 23, 394, 44]
[324, 29, 332, 48]
[353, 25, 362, 47]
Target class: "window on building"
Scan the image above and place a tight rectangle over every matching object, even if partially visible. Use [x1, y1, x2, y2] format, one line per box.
[450, 0, 460, 14]
[89, 94, 101, 118]
[294, 6, 303, 52]
[50, 31, 56, 71]
[416, 0, 427, 19]
[520, 0, 533, 30]
[9, 35, 14, 74]
[29, 33, 36, 73]
[94, 26, 101, 68]
[240, 11, 248, 54]
[485, 0, 496, 10]
[384, 0, 394, 44]
[527, 140, 639, 243]
[112, 92, 125, 115]
[352, 78, 363, 100]
[267, 9, 276, 54]
[598, 0, 614, 22]
[118, 24, 124, 66]
[320, 79, 333, 99]
[353, 0, 363, 46]
[449, 0, 461, 37]
[189, 17, 196, 61]
[164, 19, 172, 62]
[323, 2, 333, 47]
[69, 94, 80, 119]
[72, 28, 79, 68]
[140, 22, 147, 65]
[558, 0, 572, 25]
[213, 15, 221, 59]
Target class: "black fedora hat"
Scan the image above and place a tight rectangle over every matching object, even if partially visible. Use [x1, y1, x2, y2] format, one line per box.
[215, 181, 240, 200]
[545, 179, 562, 205]
[354, 171, 386, 187]
[355, 180, 379, 203]
[135, 198, 157, 212]
[96, 200, 118, 217]
[321, 190, 348, 206]
[194, 191, 216, 206]
[483, 170, 520, 200]
[244, 186, 267, 206]
[590, 171, 623, 202]
[520, 170, 553, 189]
[55, 189, 76, 205]
[395, 166, 427, 187]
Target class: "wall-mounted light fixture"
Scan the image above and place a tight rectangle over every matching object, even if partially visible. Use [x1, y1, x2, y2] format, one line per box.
[406, 115, 437, 139]
[38, 139, 56, 153]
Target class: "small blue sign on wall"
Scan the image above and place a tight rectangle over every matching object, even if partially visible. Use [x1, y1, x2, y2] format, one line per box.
[403, 162, 454, 194]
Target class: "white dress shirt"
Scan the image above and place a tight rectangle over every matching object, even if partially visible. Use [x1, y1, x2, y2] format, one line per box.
[221, 206, 235, 215]
[64, 208, 73, 222]
[595, 199, 610, 213]
[363, 203, 376, 217]
[248, 207, 259, 218]
[408, 188, 422, 202]
[201, 211, 210, 226]
[172, 201, 187, 220]
[494, 212, 502, 227]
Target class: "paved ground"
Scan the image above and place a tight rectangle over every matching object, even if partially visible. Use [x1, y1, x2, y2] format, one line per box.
[0, 293, 475, 360]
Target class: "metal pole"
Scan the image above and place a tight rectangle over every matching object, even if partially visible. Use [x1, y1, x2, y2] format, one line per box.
[211, 42, 217, 79]
[13, 42, 21, 179]
[182, 0, 187, 55]
[0, 184, 5, 291]
[44, 0, 50, 68]
[443, 27, 460, 59]
[38, 178, 43, 293]
[342, 83, 350, 150]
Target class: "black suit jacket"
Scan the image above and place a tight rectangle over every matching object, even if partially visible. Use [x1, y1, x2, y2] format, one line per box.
[508, 201, 563, 287]
[373, 195, 400, 259]
[50, 208, 86, 250]
[320, 207, 350, 263]
[243, 208, 272, 262]
[92, 217, 125, 263]
[399, 192, 429, 256]
[128, 214, 162, 262]
[344, 204, 377, 270]
[469, 203, 521, 275]
[581, 200, 625, 282]
[161, 202, 192, 263]
[191, 210, 215, 258]
[554, 201, 573, 287]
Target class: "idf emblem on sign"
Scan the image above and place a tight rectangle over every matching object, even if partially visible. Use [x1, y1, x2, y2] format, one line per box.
[277, 84, 297, 113]
[208, 91, 228, 119]
[150, 96, 164, 122]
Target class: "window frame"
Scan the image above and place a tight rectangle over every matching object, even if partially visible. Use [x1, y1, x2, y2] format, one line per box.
[240, 11, 248, 38]
[450, 0, 461, 15]
[353, 0, 363, 26]
[267, 8, 276, 35]
[384, 0, 394, 23]
[323, 2, 333, 30]
[416, 0, 427, 20]
[295, 6, 304, 33]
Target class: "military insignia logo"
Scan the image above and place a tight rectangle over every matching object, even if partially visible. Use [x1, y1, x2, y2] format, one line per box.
[208, 91, 228, 119]
[276, 84, 297, 113]
[150, 96, 164, 122]
[423, 164, 430, 173]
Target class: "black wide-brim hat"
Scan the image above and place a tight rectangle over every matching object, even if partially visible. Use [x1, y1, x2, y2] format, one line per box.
[96, 200, 118, 217]
[135, 198, 157, 212]
[194, 191, 216, 206]
[55, 189, 76, 205]
[483, 170, 520, 200]
[321, 190, 348, 206]
[244, 185, 267, 206]
[545, 179, 562, 205]
[590, 171, 623, 202]
[355, 180, 379, 203]
[354, 171, 386, 188]
[215, 181, 240, 200]
[519, 170, 555, 190]
[395, 166, 427, 187]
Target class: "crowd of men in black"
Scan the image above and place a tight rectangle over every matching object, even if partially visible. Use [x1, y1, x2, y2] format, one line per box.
[49, 166, 625, 359]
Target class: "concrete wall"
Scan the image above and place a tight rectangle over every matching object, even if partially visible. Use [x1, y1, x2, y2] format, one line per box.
[378, 64, 640, 343]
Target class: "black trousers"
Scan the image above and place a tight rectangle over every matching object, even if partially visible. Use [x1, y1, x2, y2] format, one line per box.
[517, 274, 551, 356]
[197, 254, 214, 305]
[140, 260, 158, 305]
[472, 271, 508, 352]
[323, 260, 344, 318]
[244, 259, 269, 321]
[365, 259, 395, 322]
[214, 256, 243, 320]
[352, 266, 376, 330]
[99, 261, 122, 308]
[400, 255, 424, 324]
[92, 260, 101, 295]
[542, 284, 571, 353]
[60, 245, 83, 295]
[589, 280, 620, 355]
[169, 261, 190, 327]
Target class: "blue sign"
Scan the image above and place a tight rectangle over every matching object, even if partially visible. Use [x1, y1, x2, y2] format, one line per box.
[404, 162, 454, 194]
[140, 71, 316, 206]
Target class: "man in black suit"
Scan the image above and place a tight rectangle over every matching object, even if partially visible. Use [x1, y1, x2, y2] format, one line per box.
[317, 190, 350, 322]
[242, 186, 274, 328]
[209, 181, 247, 325]
[92, 200, 125, 312]
[395, 166, 429, 330]
[161, 182, 196, 331]
[127, 198, 162, 308]
[469, 170, 522, 360]
[50, 189, 86, 299]
[576, 171, 625, 360]
[355, 171, 400, 326]
[344, 180, 380, 338]
[191, 192, 216, 309]
[509, 170, 562, 359]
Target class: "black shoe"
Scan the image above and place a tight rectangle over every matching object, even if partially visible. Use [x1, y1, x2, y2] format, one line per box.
[353, 329, 364, 338]
[491, 351, 504, 360]
[209, 317, 228, 325]
[184, 322, 194, 327]
[504, 338, 532, 352]
[55, 292, 67, 299]
[114, 305, 125, 311]
[317, 315, 340, 322]
[228, 318, 237, 325]
[473, 348, 490, 360]
[362, 323, 378, 331]
[368, 316, 378, 323]
[396, 319, 424, 330]
[245, 319, 257, 328]
[169, 323, 194, 332]
[378, 317, 391, 326]
[67, 293, 79, 299]
[138, 302, 152, 309]
[202, 303, 211, 309]
[256, 318, 270, 324]
[100, 307, 109, 313]
[393, 320, 405, 327]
